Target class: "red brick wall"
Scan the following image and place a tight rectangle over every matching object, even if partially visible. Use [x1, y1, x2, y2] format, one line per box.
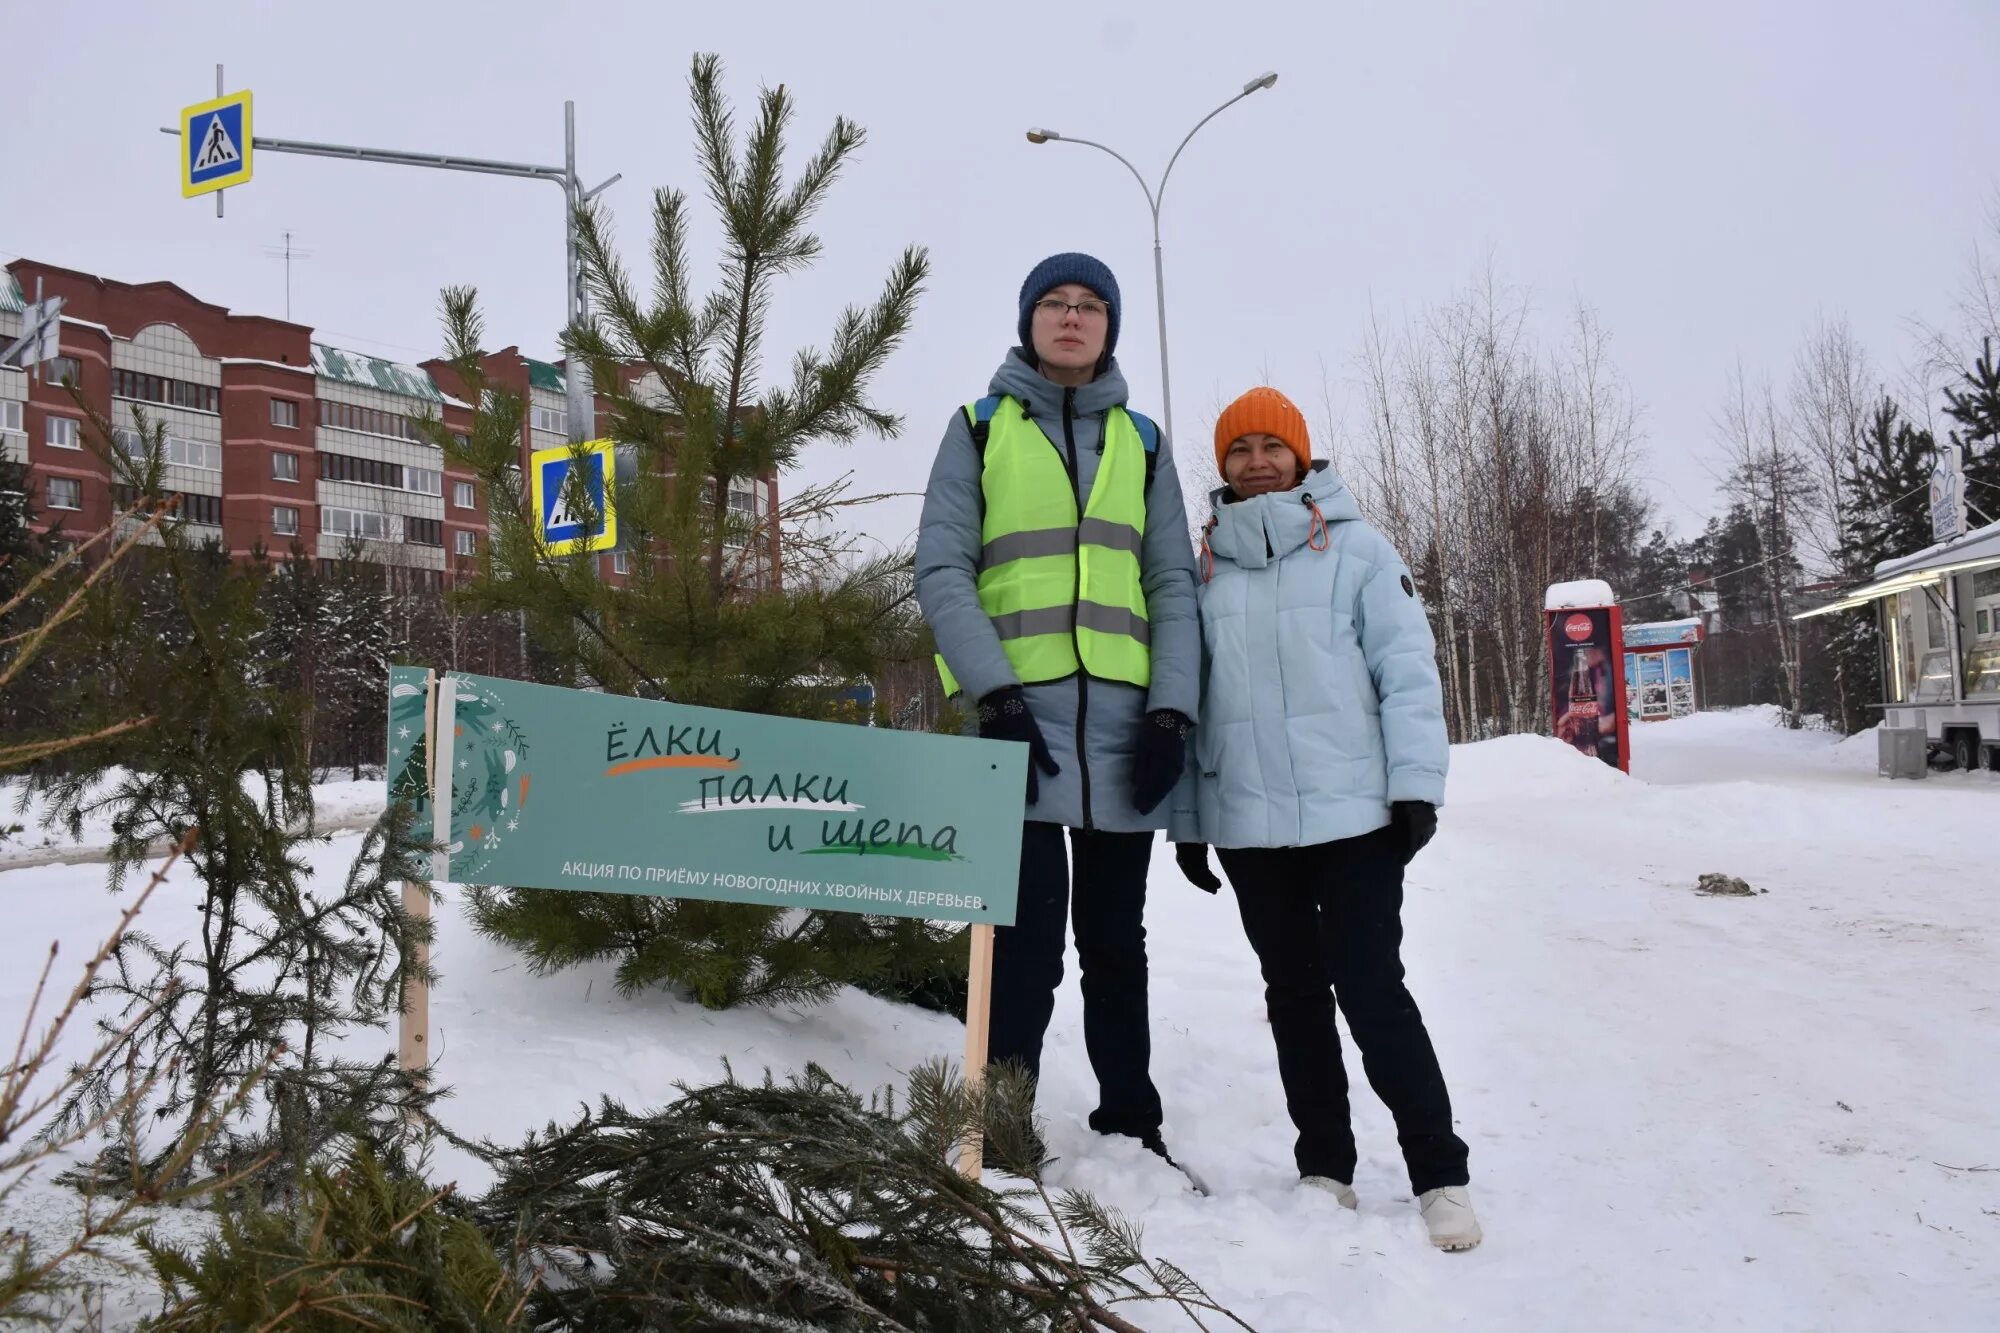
[220, 360, 318, 558]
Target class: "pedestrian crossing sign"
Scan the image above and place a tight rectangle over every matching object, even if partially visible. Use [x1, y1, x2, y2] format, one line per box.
[531, 438, 618, 556]
[181, 90, 253, 198]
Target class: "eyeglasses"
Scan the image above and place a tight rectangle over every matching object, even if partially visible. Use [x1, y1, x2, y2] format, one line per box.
[1033, 297, 1110, 321]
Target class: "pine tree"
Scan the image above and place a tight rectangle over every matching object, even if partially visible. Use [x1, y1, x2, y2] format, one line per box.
[1814, 398, 1937, 731]
[432, 53, 956, 1010]
[1941, 335, 2000, 524]
[1842, 397, 1935, 574]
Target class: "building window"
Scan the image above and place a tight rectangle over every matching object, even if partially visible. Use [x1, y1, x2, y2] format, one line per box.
[612, 550, 629, 575]
[47, 476, 82, 511]
[454, 529, 477, 557]
[271, 398, 299, 429]
[111, 368, 218, 414]
[272, 451, 299, 482]
[46, 357, 83, 388]
[321, 506, 399, 542]
[179, 492, 223, 526]
[316, 398, 430, 443]
[532, 405, 567, 435]
[46, 416, 81, 449]
[404, 517, 443, 547]
[1, 402, 20, 434]
[452, 479, 476, 509]
[320, 451, 404, 490]
[405, 465, 442, 497]
[112, 427, 221, 471]
[273, 505, 299, 537]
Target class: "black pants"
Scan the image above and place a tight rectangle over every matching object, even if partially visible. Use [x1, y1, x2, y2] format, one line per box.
[1218, 828, 1470, 1194]
[987, 822, 1163, 1138]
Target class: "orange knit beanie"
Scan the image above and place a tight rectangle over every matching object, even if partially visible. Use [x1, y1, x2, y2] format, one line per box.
[1214, 386, 1310, 477]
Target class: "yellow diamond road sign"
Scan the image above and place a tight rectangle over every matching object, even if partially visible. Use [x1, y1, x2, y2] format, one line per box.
[181, 90, 253, 198]
[532, 439, 619, 556]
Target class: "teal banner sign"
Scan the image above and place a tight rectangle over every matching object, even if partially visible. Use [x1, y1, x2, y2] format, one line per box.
[387, 668, 1023, 926]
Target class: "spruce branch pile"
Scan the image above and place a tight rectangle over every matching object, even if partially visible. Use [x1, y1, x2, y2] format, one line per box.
[474, 1061, 1255, 1332]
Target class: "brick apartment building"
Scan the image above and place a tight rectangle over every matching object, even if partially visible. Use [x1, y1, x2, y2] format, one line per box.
[1, 258, 778, 591]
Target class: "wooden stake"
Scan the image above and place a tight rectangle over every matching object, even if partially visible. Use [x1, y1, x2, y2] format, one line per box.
[957, 921, 996, 1180]
[397, 671, 437, 1078]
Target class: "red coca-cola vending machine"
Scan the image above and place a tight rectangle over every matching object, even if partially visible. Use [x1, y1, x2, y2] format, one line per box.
[1545, 583, 1630, 773]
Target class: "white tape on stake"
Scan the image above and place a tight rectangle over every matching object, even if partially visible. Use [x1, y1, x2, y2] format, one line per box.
[432, 674, 457, 885]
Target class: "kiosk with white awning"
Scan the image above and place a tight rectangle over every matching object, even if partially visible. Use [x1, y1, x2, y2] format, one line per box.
[1796, 518, 2000, 774]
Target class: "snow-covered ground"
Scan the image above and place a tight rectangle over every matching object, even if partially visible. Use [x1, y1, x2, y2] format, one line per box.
[3, 709, 1995, 1330]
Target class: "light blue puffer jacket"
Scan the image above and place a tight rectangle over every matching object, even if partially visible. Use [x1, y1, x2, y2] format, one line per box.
[1171, 461, 1448, 849]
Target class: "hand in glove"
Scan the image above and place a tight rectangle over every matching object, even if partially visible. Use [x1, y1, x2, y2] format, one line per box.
[1390, 800, 1438, 866]
[1131, 709, 1192, 815]
[979, 686, 1060, 805]
[1176, 842, 1222, 894]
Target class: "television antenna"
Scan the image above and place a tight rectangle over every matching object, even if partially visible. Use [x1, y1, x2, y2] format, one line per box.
[262, 230, 315, 320]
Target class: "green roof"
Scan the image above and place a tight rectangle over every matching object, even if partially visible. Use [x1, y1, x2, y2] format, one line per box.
[524, 356, 566, 393]
[311, 342, 443, 402]
[1, 273, 23, 316]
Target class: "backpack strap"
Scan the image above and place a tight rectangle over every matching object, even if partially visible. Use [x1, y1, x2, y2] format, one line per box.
[1126, 409, 1161, 487]
[963, 396, 1003, 452]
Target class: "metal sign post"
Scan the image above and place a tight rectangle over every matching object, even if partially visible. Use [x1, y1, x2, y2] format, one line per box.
[164, 95, 619, 443]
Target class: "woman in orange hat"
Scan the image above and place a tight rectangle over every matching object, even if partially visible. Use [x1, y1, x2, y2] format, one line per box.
[1171, 385, 1481, 1250]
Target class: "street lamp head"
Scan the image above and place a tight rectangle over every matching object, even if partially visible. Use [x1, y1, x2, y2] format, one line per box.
[1026, 128, 1062, 144]
[1244, 71, 1279, 94]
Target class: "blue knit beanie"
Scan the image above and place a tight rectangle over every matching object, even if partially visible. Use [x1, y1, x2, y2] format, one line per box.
[1017, 252, 1120, 368]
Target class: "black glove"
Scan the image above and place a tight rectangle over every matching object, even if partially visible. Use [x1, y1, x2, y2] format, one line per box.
[978, 686, 1060, 805]
[1390, 801, 1438, 866]
[1131, 710, 1192, 815]
[1176, 842, 1222, 894]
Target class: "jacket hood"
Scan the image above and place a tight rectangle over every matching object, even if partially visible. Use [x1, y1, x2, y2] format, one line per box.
[1205, 460, 1364, 569]
[987, 347, 1131, 423]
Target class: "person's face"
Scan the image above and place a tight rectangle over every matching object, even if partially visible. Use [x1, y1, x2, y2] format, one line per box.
[1029, 283, 1109, 375]
[1223, 432, 1301, 497]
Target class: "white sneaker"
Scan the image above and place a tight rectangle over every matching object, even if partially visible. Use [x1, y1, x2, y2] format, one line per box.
[1418, 1186, 1482, 1251]
[1301, 1176, 1358, 1210]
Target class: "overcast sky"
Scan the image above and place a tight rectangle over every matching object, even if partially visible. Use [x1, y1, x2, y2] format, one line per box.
[7, 0, 1999, 551]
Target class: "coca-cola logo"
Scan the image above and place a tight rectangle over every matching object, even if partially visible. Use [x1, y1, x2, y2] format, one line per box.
[1564, 614, 1595, 642]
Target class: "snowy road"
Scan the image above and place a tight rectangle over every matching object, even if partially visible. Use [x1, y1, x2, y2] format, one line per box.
[3, 710, 1995, 1330]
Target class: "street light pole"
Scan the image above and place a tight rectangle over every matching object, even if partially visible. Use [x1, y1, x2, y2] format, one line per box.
[1027, 71, 1276, 445]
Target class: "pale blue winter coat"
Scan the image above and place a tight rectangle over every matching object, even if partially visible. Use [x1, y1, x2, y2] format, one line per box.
[915, 350, 1201, 831]
[1171, 461, 1449, 849]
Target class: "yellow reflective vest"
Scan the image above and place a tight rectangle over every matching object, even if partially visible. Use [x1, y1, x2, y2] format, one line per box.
[936, 394, 1152, 695]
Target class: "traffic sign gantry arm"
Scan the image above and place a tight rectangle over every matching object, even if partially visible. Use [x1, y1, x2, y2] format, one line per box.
[160, 100, 619, 443]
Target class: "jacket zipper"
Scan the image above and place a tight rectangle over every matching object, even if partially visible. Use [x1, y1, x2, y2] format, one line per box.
[1062, 386, 1093, 829]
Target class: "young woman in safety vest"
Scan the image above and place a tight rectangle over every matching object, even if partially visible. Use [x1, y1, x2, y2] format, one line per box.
[915, 253, 1201, 1170]
[1172, 386, 1483, 1250]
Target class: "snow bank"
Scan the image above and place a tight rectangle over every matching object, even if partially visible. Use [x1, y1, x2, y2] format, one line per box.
[1446, 731, 1628, 803]
[6, 719, 1999, 1330]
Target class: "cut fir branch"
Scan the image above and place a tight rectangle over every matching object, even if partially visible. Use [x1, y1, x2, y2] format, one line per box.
[468, 1060, 1257, 1332]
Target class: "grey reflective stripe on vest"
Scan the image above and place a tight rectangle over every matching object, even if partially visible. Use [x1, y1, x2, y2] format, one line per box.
[980, 526, 1077, 571]
[979, 518, 1142, 571]
[1077, 516, 1142, 555]
[990, 605, 1076, 640]
[990, 602, 1150, 645]
[1077, 600, 1150, 644]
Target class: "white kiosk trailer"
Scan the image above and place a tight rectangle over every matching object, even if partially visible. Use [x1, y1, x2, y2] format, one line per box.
[1798, 517, 2000, 775]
